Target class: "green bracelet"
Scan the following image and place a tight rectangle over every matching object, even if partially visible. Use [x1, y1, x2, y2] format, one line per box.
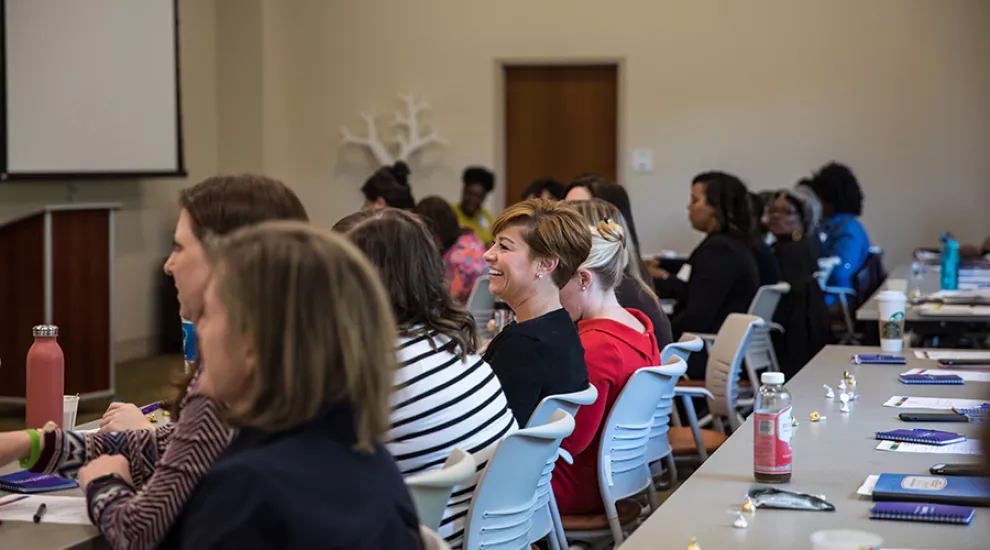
[18, 429, 41, 470]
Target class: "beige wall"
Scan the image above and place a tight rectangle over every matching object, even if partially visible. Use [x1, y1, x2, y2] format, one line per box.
[4, 0, 990, 356]
[266, 0, 990, 258]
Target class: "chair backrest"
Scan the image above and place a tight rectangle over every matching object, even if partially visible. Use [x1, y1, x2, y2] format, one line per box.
[524, 385, 598, 542]
[747, 282, 790, 322]
[704, 314, 764, 431]
[815, 256, 841, 289]
[466, 275, 495, 335]
[644, 356, 689, 464]
[660, 334, 704, 365]
[405, 449, 478, 531]
[463, 410, 575, 550]
[598, 362, 687, 505]
[420, 525, 452, 550]
[853, 251, 887, 310]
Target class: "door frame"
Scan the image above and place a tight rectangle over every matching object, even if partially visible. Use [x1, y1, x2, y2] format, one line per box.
[493, 57, 626, 211]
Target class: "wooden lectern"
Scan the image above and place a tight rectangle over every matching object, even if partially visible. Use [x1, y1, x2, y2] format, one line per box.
[0, 204, 121, 403]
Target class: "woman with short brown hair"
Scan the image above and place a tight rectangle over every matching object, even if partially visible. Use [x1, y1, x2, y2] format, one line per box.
[482, 198, 592, 425]
[165, 221, 420, 548]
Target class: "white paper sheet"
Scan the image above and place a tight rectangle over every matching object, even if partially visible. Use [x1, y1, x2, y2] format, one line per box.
[876, 439, 982, 455]
[902, 368, 990, 383]
[883, 396, 990, 410]
[916, 350, 990, 361]
[0, 495, 91, 525]
[857, 474, 880, 496]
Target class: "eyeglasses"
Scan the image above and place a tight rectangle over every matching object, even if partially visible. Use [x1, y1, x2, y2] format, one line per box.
[768, 207, 798, 218]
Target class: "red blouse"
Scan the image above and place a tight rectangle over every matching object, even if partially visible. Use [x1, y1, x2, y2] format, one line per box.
[551, 308, 659, 515]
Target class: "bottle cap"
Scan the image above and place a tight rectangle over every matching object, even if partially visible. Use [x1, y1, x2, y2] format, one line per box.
[761, 372, 784, 385]
[32, 325, 59, 337]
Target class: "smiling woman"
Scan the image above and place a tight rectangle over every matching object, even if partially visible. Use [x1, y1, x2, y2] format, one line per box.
[481, 198, 591, 425]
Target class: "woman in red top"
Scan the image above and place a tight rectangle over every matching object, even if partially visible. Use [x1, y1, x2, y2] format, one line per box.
[553, 203, 661, 515]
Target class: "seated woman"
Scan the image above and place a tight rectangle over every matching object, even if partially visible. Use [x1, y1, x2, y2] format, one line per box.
[482, 198, 591, 425]
[553, 218, 660, 515]
[453, 166, 496, 245]
[0, 175, 308, 550]
[653, 172, 760, 379]
[414, 196, 488, 303]
[522, 178, 567, 202]
[339, 208, 516, 549]
[766, 189, 829, 376]
[807, 162, 871, 304]
[571, 199, 672, 351]
[361, 161, 415, 210]
[748, 192, 782, 286]
[160, 222, 421, 549]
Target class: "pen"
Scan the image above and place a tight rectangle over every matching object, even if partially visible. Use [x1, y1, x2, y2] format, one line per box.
[0, 495, 29, 508]
[33, 503, 46, 523]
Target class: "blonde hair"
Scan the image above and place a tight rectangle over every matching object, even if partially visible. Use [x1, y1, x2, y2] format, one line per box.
[571, 199, 661, 307]
[210, 221, 397, 453]
[582, 219, 628, 291]
[491, 198, 591, 288]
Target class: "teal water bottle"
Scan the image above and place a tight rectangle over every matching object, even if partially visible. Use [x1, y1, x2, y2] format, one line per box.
[940, 234, 959, 291]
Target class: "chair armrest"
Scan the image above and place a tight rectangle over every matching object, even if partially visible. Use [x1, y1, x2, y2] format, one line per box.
[675, 386, 716, 401]
[822, 286, 857, 297]
[556, 448, 574, 465]
[769, 322, 785, 333]
[689, 332, 717, 344]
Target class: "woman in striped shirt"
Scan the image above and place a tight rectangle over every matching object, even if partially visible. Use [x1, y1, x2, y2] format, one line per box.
[0, 175, 309, 550]
[337, 208, 518, 549]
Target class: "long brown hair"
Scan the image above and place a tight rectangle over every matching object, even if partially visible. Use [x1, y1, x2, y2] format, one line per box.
[335, 208, 478, 359]
[210, 222, 396, 452]
[167, 174, 309, 417]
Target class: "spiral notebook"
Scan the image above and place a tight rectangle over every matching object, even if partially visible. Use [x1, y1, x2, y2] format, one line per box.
[875, 428, 967, 446]
[869, 502, 974, 524]
[899, 373, 965, 385]
[0, 470, 79, 494]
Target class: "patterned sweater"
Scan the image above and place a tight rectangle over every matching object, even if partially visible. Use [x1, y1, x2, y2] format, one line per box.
[31, 369, 234, 550]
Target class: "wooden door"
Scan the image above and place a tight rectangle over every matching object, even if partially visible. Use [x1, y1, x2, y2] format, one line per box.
[504, 64, 618, 205]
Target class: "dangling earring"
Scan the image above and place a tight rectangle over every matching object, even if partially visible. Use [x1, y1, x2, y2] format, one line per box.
[792, 229, 803, 242]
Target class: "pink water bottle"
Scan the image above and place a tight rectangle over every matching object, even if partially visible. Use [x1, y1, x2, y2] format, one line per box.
[26, 325, 65, 429]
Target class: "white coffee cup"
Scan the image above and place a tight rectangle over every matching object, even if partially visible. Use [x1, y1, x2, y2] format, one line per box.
[63, 395, 80, 430]
[876, 290, 908, 353]
[811, 529, 882, 550]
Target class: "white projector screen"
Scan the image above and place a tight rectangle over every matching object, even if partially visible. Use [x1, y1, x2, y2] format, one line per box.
[1, 0, 183, 178]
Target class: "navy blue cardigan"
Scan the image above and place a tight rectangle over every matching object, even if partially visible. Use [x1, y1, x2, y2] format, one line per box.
[161, 404, 422, 549]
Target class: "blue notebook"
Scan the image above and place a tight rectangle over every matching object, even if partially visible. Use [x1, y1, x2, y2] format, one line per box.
[872, 474, 990, 507]
[875, 429, 967, 446]
[870, 501, 974, 524]
[0, 470, 79, 494]
[899, 373, 965, 385]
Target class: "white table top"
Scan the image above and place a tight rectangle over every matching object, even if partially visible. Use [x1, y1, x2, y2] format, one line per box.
[857, 264, 990, 323]
[622, 345, 989, 550]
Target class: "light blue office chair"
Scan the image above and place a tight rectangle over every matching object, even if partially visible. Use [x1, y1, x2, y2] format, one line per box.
[647, 341, 699, 484]
[406, 449, 477, 531]
[526, 386, 599, 550]
[466, 275, 495, 337]
[563, 360, 688, 548]
[462, 410, 576, 550]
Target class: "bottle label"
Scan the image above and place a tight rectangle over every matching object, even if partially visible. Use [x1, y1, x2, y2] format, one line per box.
[754, 406, 793, 475]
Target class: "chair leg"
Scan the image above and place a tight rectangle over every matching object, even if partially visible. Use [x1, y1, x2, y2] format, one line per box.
[548, 491, 569, 550]
[664, 453, 678, 486]
[547, 528, 562, 550]
[607, 515, 625, 547]
[647, 482, 660, 514]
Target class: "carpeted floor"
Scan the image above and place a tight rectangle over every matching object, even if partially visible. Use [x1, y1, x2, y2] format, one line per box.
[0, 354, 182, 432]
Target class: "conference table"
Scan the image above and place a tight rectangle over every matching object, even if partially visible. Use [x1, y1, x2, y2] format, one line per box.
[0, 420, 107, 550]
[623, 345, 989, 550]
[858, 264, 990, 324]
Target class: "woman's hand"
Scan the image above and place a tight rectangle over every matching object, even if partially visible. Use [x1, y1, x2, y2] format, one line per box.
[0, 431, 33, 467]
[645, 259, 669, 280]
[78, 455, 133, 491]
[100, 402, 154, 432]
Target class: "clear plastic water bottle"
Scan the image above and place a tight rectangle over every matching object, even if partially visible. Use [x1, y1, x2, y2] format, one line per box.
[940, 234, 960, 291]
[754, 372, 792, 483]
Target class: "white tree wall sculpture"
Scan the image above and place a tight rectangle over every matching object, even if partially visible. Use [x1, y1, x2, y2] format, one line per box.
[340, 93, 447, 166]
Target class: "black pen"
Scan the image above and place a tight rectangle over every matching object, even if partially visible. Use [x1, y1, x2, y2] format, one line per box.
[33, 503, 46, 523]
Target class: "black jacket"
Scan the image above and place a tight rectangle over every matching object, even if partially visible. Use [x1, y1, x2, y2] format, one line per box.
[772, 236, 829, 377]
[657, 233, 759, 377]
[162, 403, 421, 550]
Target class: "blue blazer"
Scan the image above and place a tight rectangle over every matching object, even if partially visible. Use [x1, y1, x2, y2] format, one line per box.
[162, 403, 422, 550]
[821, 214, 871, 303]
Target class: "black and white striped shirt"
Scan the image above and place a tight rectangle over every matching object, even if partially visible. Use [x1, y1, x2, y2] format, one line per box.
[386, 328, 517, 549]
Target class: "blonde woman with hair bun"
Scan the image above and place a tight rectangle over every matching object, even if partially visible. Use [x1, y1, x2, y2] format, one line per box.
[553, 213, 661, 516]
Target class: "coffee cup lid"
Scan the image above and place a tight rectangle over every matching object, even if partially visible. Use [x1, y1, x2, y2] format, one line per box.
[876, 290, 907, 301]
